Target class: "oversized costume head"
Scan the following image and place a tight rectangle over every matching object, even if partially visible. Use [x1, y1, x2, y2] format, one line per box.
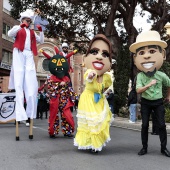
[129, 30, 167, 73]
[84, 34, 112, 76]
[39, 47, 69, 78]
[49, 55, 69, 78]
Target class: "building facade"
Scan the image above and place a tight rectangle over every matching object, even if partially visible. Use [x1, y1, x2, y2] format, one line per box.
[0, 0, 85, 94]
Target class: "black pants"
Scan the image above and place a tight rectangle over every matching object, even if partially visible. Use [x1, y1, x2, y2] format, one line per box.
[151, 110, 159, 134]
[141, 98, 167, 150]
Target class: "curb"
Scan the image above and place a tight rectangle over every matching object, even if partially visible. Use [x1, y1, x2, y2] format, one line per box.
[111, 117, 170, 134]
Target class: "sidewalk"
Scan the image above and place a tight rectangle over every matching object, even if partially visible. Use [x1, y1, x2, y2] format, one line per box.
[111, 117, 170, 134]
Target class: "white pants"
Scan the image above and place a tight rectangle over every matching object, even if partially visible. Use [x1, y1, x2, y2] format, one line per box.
[11, 48, 38, 121]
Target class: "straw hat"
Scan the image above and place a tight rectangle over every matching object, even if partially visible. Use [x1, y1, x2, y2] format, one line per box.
[129, 30, 167, 53]
[19, 11, 32, 22]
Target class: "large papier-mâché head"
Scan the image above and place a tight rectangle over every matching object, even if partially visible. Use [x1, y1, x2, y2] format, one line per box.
[49, 54, 69, 78]
[129, 31, 167, 73]
[39, 46, 70, 78]
[84, 34, 112, 76]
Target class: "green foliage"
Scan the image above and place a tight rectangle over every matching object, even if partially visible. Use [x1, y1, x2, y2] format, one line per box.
[160, 61, 170, 99]
[160, 61, 170, 123]
[113, 46, 130, 115]
[165, 107, 170, 123]
[118, 106, 129, 118]
[160, 61, 170, 78]
[8, 0, 170, 54]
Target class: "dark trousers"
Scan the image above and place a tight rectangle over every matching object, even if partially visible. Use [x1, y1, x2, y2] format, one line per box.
[141, 98, 167, 150]
[151, 110, 159, 134]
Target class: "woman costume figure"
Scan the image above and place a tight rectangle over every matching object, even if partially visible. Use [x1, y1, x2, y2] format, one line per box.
[74, 34, 113, 153]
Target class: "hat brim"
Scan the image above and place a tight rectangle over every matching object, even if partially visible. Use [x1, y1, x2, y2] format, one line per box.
[20, 16, 32, 22]
[129, 41, 167, 53]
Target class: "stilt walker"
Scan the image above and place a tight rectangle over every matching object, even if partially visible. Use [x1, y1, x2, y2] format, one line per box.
[8, 11, 44, 140]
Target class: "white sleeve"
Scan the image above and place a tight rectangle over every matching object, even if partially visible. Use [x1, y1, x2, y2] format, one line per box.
[35, 31, 44, 44]
[8, 25, 22, 37]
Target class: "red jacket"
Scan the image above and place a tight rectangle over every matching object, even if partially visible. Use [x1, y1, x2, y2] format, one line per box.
[13, 28, 38, 56]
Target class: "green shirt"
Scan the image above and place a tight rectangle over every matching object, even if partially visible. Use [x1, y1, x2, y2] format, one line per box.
[136, 71, 170, 100]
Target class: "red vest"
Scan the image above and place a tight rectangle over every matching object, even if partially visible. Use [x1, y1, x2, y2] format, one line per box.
[13, 28, 38, 56]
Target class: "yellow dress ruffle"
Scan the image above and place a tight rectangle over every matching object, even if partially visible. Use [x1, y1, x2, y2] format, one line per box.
[74, 69, 112, 151]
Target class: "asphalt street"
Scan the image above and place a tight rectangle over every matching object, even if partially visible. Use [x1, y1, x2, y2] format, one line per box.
[0, 111, 170, 170]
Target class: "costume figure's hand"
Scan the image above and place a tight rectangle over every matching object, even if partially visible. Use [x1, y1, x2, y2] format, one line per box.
[39, 49, 44, 53]
[164, 97, 170, 104]
[20, 23, 28, 28]
[73, 49, 78, 54]
[149, 79, 157, 87]
[36, 25, 42, 32]
[88, 71, 96, 79]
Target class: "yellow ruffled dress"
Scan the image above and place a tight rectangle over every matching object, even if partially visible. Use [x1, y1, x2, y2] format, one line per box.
[74, 69, 113, 151]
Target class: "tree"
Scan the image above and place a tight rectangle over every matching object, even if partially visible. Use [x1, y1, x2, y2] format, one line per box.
[113, 46, 130, 114]
[8, 0, 170, 58]
[9, 0, 170, 113]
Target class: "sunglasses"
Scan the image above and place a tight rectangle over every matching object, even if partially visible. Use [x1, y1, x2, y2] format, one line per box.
[62, 47, 68, 49]
[25, 19, 32, 23]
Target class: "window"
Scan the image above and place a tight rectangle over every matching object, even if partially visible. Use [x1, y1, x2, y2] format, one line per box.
[2, 49, 12, 64]
[3, 23, 11, 35]
[42, 59, 49, 71]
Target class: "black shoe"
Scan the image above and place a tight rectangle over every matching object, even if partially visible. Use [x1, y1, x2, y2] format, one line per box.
[64, 134, 74, 138]
[90, 149, 98, 153]
[138, 148, 147, 155]
[161, 148, 170, 157]
[49, 135, 56, 139]
[151, 132, 159, 135]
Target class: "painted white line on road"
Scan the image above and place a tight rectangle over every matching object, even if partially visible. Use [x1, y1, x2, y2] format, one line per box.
[33, 126, 48, 132]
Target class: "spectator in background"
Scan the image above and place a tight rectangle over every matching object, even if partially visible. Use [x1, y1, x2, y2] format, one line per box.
[106, 89, 114, 116]
[36, 91, 40, 119]
[74, 98, 78, 111]
[38, 89, 48, 119]
[128, 85, 137, 123]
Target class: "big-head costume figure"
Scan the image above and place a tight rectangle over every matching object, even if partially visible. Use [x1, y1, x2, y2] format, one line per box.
[39, 47, 77, 138]
[74, 34, 113, 153]
[129, 30, 170, 157]
[8, 11, 44, 141]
